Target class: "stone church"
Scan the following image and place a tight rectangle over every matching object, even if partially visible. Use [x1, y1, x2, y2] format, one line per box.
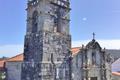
[1, 0, 114, 80]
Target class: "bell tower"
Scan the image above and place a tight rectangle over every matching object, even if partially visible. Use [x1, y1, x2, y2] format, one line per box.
[26, 0, 70, 34]
[21, 0, 71, 80]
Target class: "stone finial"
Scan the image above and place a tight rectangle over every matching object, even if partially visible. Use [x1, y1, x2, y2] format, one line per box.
[82, 44, 84, 49]
[92, 32, 95, 40]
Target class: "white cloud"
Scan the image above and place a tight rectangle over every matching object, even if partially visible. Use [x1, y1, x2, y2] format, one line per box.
[82, 17, 87, 21]
[72, 39, 120, 49]
[0, 44, 23, 57]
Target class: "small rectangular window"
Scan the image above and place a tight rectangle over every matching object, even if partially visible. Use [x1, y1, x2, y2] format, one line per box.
[90, 77, 97, 80]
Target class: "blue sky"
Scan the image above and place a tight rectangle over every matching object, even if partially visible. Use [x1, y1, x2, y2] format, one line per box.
[0, 0, 120, 57]
[71, 0, 120, 40]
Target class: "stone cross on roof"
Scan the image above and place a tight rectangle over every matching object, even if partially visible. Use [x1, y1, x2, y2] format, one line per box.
[93, 32, 95, 40]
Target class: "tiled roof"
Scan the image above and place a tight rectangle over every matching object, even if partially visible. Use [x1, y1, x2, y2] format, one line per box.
[71, 47, 81, 55]
[0, 54, 23, 69]
[7, 54, 23, 62]
[112, 72, 120, 76]
[0, 59, 6, 68]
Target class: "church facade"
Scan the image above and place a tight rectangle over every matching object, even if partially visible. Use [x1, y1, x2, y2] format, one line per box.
[72, 39, 112, 80]
[4, 0, 113, 80]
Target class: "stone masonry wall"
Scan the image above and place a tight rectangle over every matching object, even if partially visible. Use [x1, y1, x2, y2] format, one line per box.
[21, 31, 71, 80]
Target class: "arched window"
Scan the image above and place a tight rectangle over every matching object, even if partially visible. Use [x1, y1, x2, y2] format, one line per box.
[32, 11, 38, 33]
